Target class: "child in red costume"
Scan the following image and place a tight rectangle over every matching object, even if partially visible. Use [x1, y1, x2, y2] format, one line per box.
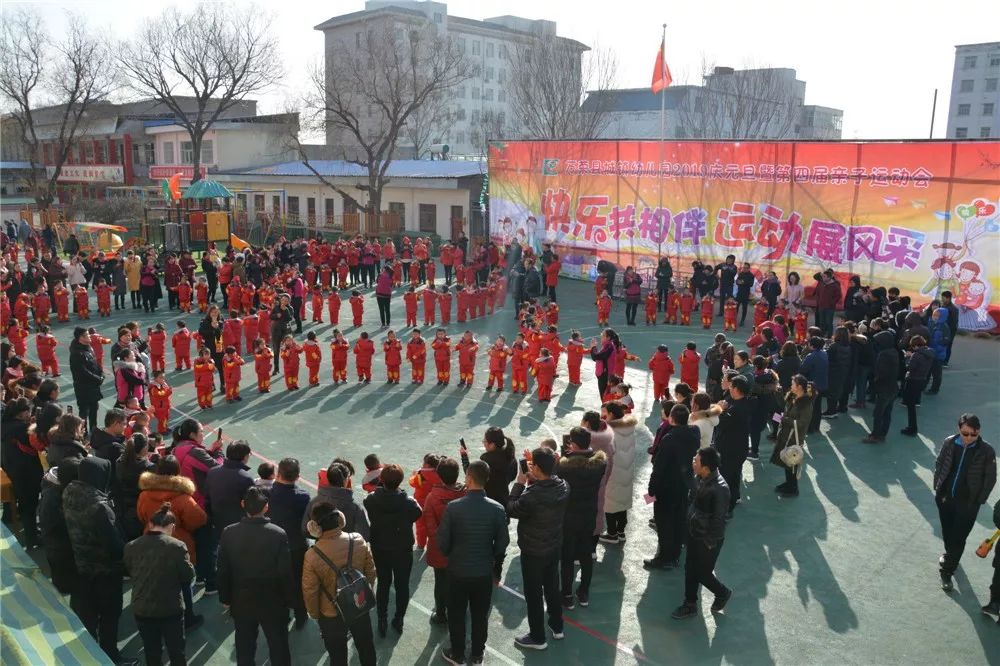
[425, 259, 436, 286]
[724, 298, 738, 331]
[35, 325, 59, 376]
[647, 344, 675, 401]
[565, 330, 586, 385]
[89, 327, 112, 370]
[14, 292, 31, 329]
[149, 370, 172, 434]
[678, 289, 695, 325]
[223, 313, 243, 356]
[193, 348, 217, 409]
[678, 342, 701, 391]
[402, 287, 417, 327]
[409, 453, 442, 548]
[645, 292, 658, 325]
[510, 332, 529, 394]
[7, 320, 28, 357]
[330, 329, 350, 383]
[383, 330, 402, 384]
[95, 279, 113, 316]
[701, 295, 714, 329]
[794, 310, 808, 344]
[311, 286, 324, 323]
[545, 301, 559, 327]
[337, 260, 350, 290]
[196, 278, 209, 313]
[54, 283, 70, 322]
[456, 286, 468, 323]
[431, 329, 452, 385]
[437, 286, 452, 325]
[353, 331, 375, 383]
[241, 283, 256, 316]
[326, 289, 341, 326]
[753, 299, 769, 329]
[253, 338, 273, 393]
[242, 311, 259, 354]
[74, 285, 89, 319]
[596, 290, 612, 326]
[391, 261, 402, 288]
[32, 289, 50, 327]
[415, 286, 432, 326]
[222, 346, 244, 402]
[349, 290, 364, 327]
[408, 261, 420, 287]
[531, 348, 556, 402]
[486, 336, 510, 391]
[302, 331, 322, 386]
[172, 321, 192, 370]
[147, 323, 167, 372]
[280, 334, 302, 390]
[455, 331, 479, 388]
[594, 274, 607, 301]
[173, 279, 191, 314]
[407, 329, 426, 384]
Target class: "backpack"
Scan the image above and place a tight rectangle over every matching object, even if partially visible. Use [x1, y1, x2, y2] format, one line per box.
[310, 535, 375, 624]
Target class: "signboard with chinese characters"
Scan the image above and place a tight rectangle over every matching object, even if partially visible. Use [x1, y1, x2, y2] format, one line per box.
[47, 164, 124, 183]
[149, 165, 208, 181]
[489, 140, 1000, 329]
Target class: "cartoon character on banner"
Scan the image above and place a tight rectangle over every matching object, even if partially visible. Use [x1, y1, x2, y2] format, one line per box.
[920, 198, 996, 304]
[498, 216, 514, 246]
[522, 215, 542, 256]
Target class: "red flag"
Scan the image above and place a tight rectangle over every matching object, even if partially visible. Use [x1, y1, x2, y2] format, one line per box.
[651, 38, 672, 93]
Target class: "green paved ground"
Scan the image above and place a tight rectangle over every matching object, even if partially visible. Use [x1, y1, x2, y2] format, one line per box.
[12, 274, 1000, 665]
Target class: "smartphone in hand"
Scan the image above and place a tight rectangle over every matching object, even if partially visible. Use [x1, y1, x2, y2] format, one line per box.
[459, 437, 467, 451]
[519, 458, 529, 474]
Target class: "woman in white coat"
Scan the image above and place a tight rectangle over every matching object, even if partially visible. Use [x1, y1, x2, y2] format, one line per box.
[689, 392, 721, 449]
[582, 410, 615, 550]
[599, 401, 637, 544]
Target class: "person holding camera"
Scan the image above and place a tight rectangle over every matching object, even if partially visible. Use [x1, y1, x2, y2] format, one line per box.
[507, 447, 569, 650]
[557, 427, 607, 609]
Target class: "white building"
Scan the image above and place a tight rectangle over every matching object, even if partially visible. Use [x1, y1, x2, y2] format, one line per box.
[945, 42, 1000, 139]
[584, 67, 843, 141]
[314, 1, 587, 158]
[214, 160, 485, 240]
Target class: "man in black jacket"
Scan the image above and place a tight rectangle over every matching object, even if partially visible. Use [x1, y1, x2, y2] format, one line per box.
[713, 375, 752, 516]
[205, 441, 255, 540]
[269, 294, 295, 374]
[266, 458, 312, 629]
[672, 447, 732, 620]
[645, 404, 701, 570]
[939, 290, 960, 365]
[597, 259, 617, 299]
[556, 427, 607, 609]
[68, 327, 104, 434]
[932, 413, 996, 592]
[62, 456, 130, 663]
[438, 460, 509, 666]
[507, 448, 570, 650]
[715, 255, 738, 315]
[301, 462, 369, 539]
[363, 464, 422, 637]
[863, 329, 900, 443]
[217, 486, 295, 666]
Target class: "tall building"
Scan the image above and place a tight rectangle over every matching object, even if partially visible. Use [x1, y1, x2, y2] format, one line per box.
[583, 67, 843, 141]
[314, 1, 587, 158]
[945, 42, 1000, 139]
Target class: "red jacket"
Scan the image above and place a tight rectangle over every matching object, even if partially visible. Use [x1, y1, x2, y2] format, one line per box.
[647, 350, 675, 383]
[409, 467, 442, 506]
[679, 349, 701, 387]
[531, 356, 556, 384]
[544, 260, 561, 287]
[422, 483, 467, 568]
[353, 338, 375, 366]
[383, 339, 402, 366]
[816, 279, 842, 310]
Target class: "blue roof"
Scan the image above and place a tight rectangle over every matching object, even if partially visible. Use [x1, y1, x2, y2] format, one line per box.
[219, 160, 486, 179]
[143, 119, 178, 128]
[1, 161, 35, 170]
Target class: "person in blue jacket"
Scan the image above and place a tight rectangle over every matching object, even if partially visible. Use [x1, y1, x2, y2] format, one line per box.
[799, 337, 829, 434]
[925, 307, 950, 395]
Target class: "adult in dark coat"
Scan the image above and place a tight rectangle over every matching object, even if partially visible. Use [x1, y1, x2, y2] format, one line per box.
[205, 441, 255, 539]
[521, 259, 543, 301]
[68, 327, 104, 434]
[713, 375, 752, 514]
[266, 458, 311, 628]
[771, 376, 814, 496]
[217, 487, 295, 666]
[715, 255, 738, 315]
[198, 306, 227, 387]
[201, 252, 219, 302]
[556, 427, 607, 607]
[38, 459, 80, 595]
[822, 327, 852, 415]
[939, 290, 960, 365]
[735, 263, 755, 326]
[655, 257, 674, 311]
[863, 330, 900, 443]
[1, 398, 44, 547]
[269, 295, 295, 373]
[508, 259, 526, 315]
[597, 259, 617, 299]
[363, 465, 422, 636]
[644, 404, 701, 569]
[301, 462, 369, 539]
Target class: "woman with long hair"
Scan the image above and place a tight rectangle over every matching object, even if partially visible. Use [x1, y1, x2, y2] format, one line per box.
[771, 374, 814, 497]
[117, 434, 157, 540]
[198, 305, 226, 387]
[589, 328, 621, 397]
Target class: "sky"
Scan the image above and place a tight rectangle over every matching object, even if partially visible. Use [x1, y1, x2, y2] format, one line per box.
[9, 0, 1000, 140]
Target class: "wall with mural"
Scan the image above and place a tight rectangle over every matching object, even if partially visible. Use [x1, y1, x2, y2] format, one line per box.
[488, 140, 1000, 330]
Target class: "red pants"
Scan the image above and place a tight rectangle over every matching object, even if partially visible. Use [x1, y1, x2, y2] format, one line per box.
[175, 355, 191, 370]
[411, 363, 425, 383]
[512, 368, 528, 393]
[537, 382, 553, 401]
[653, 382, 669, 401]
[41, 359, 59, 376]
[702, 316, 713, 329]
[353, 317, 362, 327]
[487, 372, 504, 389]
[197, 389, 213, 409]
[257, 373, 270, 392]
[77, 308, 89, 319]
[357, 364, 371, 381]
[646, 312, 657, 324]
[307, 365, 320, 386]
[724, 318, 736, 331]
[459, 364, 474, 383]
[435, 360, 450, 383]
[387, 365, 400, 382]
[332, 362, 347, 382]
[312, 311, 323, 323]
[415, 514, 428, 548]
[406, 313, 417, 327]
[681, 313, 691, 325]
[285, 371, 299, 390]
[328, 309, 338, 325]
[154, 409, 170, 435]
[152, 354, 165, 372]
[423, 314, 434, 326]
[225, 383, 240, 400]
[568, 361, 581, 385]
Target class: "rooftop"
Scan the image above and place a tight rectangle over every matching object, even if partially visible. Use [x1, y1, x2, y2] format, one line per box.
[580, 86, 699, 113]
[218, 159, 485, 179]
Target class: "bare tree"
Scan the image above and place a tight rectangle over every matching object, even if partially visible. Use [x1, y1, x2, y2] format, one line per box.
[402, 90, 453, 160]
[77, 196, 144, 226]
[678, 57, 801, 139]
[292, 22, 474, 214]
[469, 109, 510, 162]
[118, 4, 282, 183]
[0, 9, 116, 209]
[507, 41, 618, 140]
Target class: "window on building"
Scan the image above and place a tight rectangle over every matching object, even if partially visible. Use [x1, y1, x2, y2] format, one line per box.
[181, 141, 194, 163]
[418, 203, 436, 233]
[498, 111, 505, 125]
[472, 40, 480, 56]
[984, 103, 995, 116]
[955, 127, 968, 138]
[987, 78, 999, 92]
[200, 140, 213, 164]
[981, 127, 992, 138]
[485, 67, 493, 81]
[367, 104, 374, 118]
[472, 87, 480, 100]
[94, 142, 106, 164]
[163, 141, 174, 164]
[471, 109, 480, 123]
[498, 69, 506, 84]
[388, 201, 405, 224]
[456, 131, 465, 144]
[484, 88, 493, 101]
[144, 143, 155, 165]
[960, 79, 974, 92]
[991, 56, 1000, 68]
[498, 89, 506, 103]
[343, 197, 358, 214]
[486, 42, 494, 58]
[454, 108, 466, 121]
[963, 55, 977, 69]
[323, 198, 334, 223]
[254, 194, 265, 211]
[307, 197, 316, 222]
[499, 44, 507, 58]
[455, 86, 465, 99]
[356, 32, 361, 48]
[957, 103, 970, 116]
[434, 12, 442, 23]
[287, 196, 300, 217]
[367, 128, 376, 141]
[458, 37, 466, 54]
[83, 142, 94, 163]
[272, 195, 280, 215]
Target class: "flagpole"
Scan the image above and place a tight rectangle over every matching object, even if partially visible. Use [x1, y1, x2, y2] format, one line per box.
[658, 24, 667, 271]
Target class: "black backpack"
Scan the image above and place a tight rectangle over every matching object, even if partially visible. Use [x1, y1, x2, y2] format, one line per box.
[310, 535, 375, 624]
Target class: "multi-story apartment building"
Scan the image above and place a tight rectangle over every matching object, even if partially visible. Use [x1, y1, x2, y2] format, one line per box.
[314, 1, 588, 158]
[946, 42, 1000, 139]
